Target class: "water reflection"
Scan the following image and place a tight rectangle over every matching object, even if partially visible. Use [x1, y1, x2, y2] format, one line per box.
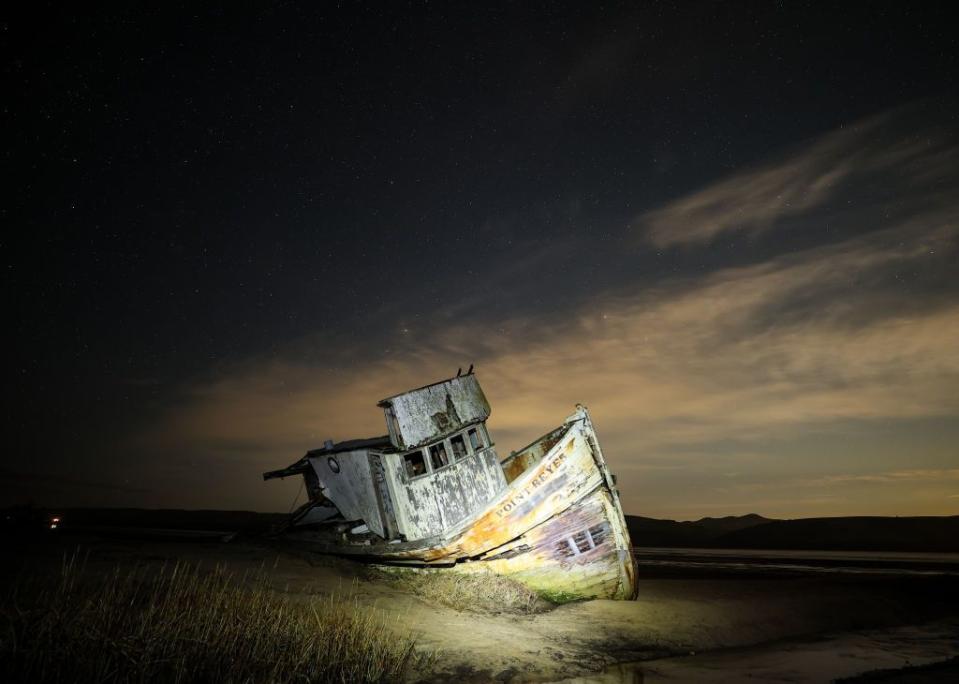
[633, 547, 959, 576]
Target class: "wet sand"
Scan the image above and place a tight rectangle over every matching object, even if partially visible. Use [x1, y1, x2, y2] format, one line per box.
[7, 532, 959, 682]
[558, 621, 959, 683]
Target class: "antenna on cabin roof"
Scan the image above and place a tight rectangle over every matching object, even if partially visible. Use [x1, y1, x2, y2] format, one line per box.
[456, 367, 462, 377]
[467, 363, 474, 374]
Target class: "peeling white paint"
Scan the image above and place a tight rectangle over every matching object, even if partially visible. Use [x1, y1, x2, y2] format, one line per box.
[310, 449, 386, 537]
[384, 436, 507, 540]
[379, 374, 490, 449]
[264, 374, 637, 600]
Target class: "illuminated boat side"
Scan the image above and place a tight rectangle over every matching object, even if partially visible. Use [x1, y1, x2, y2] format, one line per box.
[263, 373, 637, 601]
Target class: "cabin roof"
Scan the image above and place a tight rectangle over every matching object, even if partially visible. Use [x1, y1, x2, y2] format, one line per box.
[305, 435, 394, 456]
[378, 373, 490, 450]
[377, 373, 470, 406]
[262, 435, 394, 481]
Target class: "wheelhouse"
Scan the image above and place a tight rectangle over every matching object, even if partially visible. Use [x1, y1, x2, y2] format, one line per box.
[264, 373, 508, 542]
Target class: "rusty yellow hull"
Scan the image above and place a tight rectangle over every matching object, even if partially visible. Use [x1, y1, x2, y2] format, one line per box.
[283, 408, 637, 600]
[465, 487, 636, 600]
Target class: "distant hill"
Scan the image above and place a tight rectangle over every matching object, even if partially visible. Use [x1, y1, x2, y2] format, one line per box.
[626, 513, 773, 548]
[717, 516, 959, 553]
[627, 514, 959, 553]
[683, 513, 772, 536]
[9, 506, 959, 553]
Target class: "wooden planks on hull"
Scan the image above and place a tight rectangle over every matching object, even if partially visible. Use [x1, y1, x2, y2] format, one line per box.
[278, 412, 637, 600]
[472, 488, 635, 600]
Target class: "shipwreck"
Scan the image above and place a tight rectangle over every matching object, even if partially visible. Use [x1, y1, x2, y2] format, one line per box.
[264, 371, 637, 600]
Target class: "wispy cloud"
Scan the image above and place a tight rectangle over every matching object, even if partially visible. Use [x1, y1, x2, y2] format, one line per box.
[720, 469, 959, 492]
[135, 105, 959, 518]
[810, 469, 959, 485]
[636, 105, 958, 247]
[139, 219, 959, 513]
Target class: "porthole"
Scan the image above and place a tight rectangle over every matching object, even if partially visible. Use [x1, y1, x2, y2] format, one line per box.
[328, 456, 340, 473]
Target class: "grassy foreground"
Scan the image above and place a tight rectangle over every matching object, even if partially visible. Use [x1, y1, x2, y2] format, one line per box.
[0, 555, 426, 683]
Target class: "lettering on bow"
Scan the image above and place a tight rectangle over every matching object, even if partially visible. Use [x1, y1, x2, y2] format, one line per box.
[495, 451, 568, 518]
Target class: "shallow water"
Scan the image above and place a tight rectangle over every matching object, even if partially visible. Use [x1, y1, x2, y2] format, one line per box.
[554, 620, 959, 683]
[634, 547, 959, 576]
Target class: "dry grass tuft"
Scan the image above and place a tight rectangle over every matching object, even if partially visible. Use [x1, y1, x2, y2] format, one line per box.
[0, 554, 427, 683]
[373, 566, 551, 615]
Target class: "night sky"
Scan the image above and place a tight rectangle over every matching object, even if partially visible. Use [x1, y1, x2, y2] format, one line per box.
[4, 3, 958, 518]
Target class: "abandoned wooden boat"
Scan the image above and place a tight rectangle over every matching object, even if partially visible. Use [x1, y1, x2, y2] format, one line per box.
[263, 372, 637, 600]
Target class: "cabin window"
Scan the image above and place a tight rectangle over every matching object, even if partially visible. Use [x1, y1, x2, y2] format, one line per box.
[467, 427, 485, 452]
[450, 434, 468, 460]
[429, 442, 450, 470]
[404, 448, 428, 478]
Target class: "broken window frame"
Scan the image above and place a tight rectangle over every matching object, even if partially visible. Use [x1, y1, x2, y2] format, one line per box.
[467, 426, 486, 452]
[403, 447, 429, 480]
[449, 433, 469, 461]
[428, 441, 452, 471]
[401, 424, 494, 482]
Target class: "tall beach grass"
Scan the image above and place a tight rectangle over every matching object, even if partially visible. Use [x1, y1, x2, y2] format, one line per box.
[0, 554, 425, 683]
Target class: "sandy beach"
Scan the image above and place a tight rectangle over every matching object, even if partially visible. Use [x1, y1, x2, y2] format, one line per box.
[7, 529, 959, 683]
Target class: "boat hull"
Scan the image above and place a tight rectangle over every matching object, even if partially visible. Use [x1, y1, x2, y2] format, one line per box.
[281, 408, 638, 600]
[466, 487, 636, 600]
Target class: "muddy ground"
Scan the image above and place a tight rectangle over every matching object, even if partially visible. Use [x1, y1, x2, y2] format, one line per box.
[7, 532, 959, 682]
